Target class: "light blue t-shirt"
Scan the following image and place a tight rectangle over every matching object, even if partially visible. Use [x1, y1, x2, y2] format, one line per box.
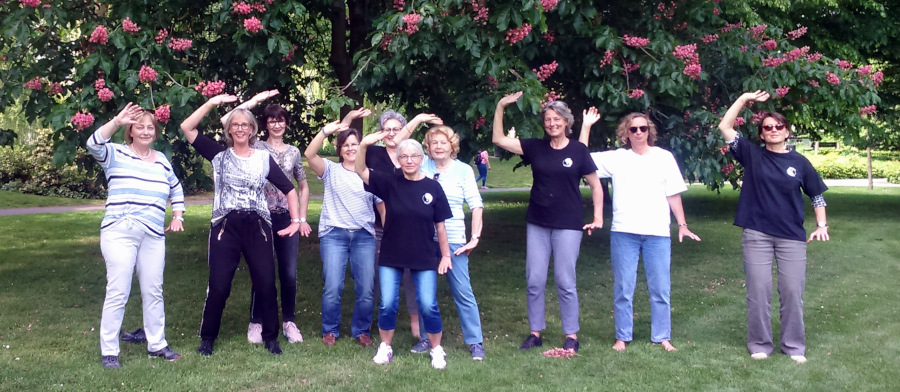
[421, 157, 484, 244]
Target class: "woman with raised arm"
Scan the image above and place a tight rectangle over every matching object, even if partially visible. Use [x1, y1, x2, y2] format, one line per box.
[305, 110, 385, 348]
[579, 108, 700, 353]
[88, 103, 185, 369]
[492, 91, 604, 353]
[420, 125, 486, 360]
[355, 131, 453, 370]
[718, 91, 830, 364]
[220, 91, 312, 346]
[179, 94, 302, 357]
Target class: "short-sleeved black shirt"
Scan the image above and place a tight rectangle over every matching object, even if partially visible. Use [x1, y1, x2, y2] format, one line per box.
[731, 135, 827, 241]
[520, 138, 597, 230]
[366, 169, 452, 270]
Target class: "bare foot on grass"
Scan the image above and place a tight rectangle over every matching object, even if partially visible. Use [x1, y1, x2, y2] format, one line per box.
[612, 340, 627, 351]
[658, 340, 677, 352]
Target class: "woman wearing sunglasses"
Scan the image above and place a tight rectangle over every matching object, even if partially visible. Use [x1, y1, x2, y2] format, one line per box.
[718, 90, 830, 364]
[579, 110, 700, 353]
[493, 91, 604, 353]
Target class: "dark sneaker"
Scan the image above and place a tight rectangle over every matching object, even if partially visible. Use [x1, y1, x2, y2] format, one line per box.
[148, 346, 181, 361]
[265, 339, 282, 355]
[101, 355, 120, 369]
[121, 328, 147, 344]
[470, 343, 485, 361]
[410, 338, 431, 353]
[197, 339, 215, 356]
[563, 337, 579, 353]
[520, 334, 542, 350]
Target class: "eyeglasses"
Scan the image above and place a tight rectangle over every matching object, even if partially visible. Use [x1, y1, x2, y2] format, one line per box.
[267, 119, 285, 125]
[398, 154, 423, 161]
[230, 123, 252, 130]
[383, 127, 402, 134]
[628, 126, 649, 133]
[762, 124, 786, 131]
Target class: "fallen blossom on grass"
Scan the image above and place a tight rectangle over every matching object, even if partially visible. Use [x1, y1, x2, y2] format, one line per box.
[542, 347, 577, 358]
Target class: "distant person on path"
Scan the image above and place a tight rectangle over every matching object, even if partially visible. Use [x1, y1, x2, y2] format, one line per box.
[420, 125, 487, 360]
[305, 111, 385, 348]
[87, 103, 185, 368]
[180, 94, 303, 356]
[356, 133, 453, 370]
[718, 90, 830, 364]
[474, 148, 491, 189]
[492, 91, 604, 353]
[579, 108, 701, 353]
[220, 91, 312, 346]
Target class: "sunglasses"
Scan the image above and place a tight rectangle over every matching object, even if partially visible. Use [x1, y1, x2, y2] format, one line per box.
[628, 126, 649, 133]
[762, 124, 786, 131]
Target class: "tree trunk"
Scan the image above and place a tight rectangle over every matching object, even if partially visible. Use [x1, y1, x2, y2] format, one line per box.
[328, 0, 368, 130]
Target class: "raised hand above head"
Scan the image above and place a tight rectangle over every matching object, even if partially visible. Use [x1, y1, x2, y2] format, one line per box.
[498, 91, 524, 108]
[342, 107, 373, 124]
[582, 107, 601, 128]
[208, 94, 238, 107]
[743, 90, 770, 104]
[114, 103, 145, 127]
[322, 120, 350, 136]
[360, 130, 389, 146]
[250, 89, 279, 104]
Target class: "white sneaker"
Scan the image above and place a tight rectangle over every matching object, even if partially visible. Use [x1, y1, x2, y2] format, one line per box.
[283, 321, 303, 343]
[790, 355, 807, 364]
[430, 345, 447, 370]
[247, 322, 263, 344]
[750, 352, 768, 360]
[373, 342, 393, 365]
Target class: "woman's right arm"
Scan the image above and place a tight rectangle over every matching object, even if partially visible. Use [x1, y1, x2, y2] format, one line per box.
[719, 90, 769, 142]
[305, 121, 348, 178]
[492, 91, 524, 155]
[355, 131, 388, 185]
[179, 94, 237, 144]
[578, 107, 601, 147]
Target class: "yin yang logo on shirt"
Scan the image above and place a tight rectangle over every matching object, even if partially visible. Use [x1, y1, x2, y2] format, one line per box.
[786, 167, 797, 177]
[422, 193, 434, 204]
[562, 158, 573, 168]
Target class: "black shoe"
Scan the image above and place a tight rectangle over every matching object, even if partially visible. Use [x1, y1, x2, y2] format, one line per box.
[101, 355, 120, 369]
[197, 339, 215, 356]
[520, 334, 543, 350]
[148, 346, 181, 361]
[121, 328, 147, 344]
[265, 339, 282, 355]
[563, 337, 579, 353]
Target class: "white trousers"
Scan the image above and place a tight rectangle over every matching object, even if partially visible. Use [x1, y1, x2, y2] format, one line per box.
[99, 219, 168, 355]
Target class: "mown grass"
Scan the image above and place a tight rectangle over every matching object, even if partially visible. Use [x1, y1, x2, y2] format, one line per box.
[1, 187, 898, 391]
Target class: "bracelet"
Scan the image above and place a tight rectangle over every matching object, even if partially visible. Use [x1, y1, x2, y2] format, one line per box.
[291, 217, 306, 223]
[173, 216, 184, 222]
[678, 223, 688, 227]
[471, 235, 480, 241]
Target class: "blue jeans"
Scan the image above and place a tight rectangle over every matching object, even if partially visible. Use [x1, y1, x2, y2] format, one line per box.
[320, 228, 377, 338]
[475, 163, 488, 187]
[610, 231, 672, 343]
[378, 266, 442, 334]
[446, 243, 483, 344]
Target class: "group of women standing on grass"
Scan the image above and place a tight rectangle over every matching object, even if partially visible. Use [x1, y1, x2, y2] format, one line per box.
[89, 87, 829, 370]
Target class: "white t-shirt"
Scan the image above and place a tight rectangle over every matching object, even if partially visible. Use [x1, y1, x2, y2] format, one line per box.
[592, 147, 687, 237]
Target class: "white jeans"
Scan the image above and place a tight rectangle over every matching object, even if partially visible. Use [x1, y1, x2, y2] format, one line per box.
[99, 219, 168, 355]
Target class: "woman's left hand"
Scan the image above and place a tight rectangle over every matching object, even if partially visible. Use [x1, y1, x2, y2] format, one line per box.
[250, 89, 279, 105]
[807, 227, 829, 242]
[165, 219, 184, 232]
[298, 221, 312, 237]
[678, 225, 701, 242]
[453, 238, 479, 256]
[583, 218, 604, 235]
[437, 256, 452, 275]
[278, 222, 301, 237]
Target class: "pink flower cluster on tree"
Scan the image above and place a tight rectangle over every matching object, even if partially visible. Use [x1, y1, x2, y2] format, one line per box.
[505, 23, 531, 45]
[808, 80, 820, 87]
[400, 13, 421, 35]
[244, 17, 263, 34]
[825, 72, 840, 85]
[486, 76, 498, 91]
[138, 65, 158, 83]
[859, 105, 877, 116]
[539, 0, 559, 11]
[168, 38, 192, 51]
[836, 60, 852, 70]
[785, 46, 809, 62]
[722, 163, 735, 175]
[748, 24, 767, 39]
[599, 50, 615, 68]
[807, 53, 823, 62]
[702, 34, 718, 44]
[195, 80, 226, 96]
[47, 82, 62, 95]
[20, 0, 41, 8]
[71, 112, 95, 130]
[671, 44, 701, 80]
[543, 90, 560, 104]
[474, 116, 486, 129]
[623, 34, 649, 48]
[393, 0, 405, 11]
[871, 71, 884, 87]
[775, 86, 790, 97]
[721, 22, 743, 33]
[89, 25, 108, 44]
[232, 1, 252, 15]
[762, 56, 787, 67]
[155, 105, 171, 123]
[629, 89, 645, 99]
[654, 1, 676, 21]
[533, 61, 558, 82]
[623, 59, 640, 74]
[470, 0, 488, 25]
[155, 29, 168, 44]
[734, 117, 746, 127]
[759, 40, 777, 51]
[98, 88, 114, 102]
[544, 31, 555, 44]
[23, 77, 42, 90]
[787, 26, 807, 40]
[122, 17, 141, 34]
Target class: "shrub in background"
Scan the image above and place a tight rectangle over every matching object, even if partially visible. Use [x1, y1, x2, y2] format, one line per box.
[0, 129, 105, 199]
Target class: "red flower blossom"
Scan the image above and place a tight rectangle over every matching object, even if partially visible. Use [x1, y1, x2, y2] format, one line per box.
[859, 105, 877, 116]
[623, 34, 650, 47]
[232, 1, 252, 15]
[122, 17, 141, 34]
[722, 163, 735, 175]
[826, 72, 840, 85]
[702, 34, 719, 44]
[98, 88, 115, 102]
[475, 116, 486, 129]
[168, 38, 193, 51]
[393, 0, 405, 11]
[505, 23, 532, 45]
[533, 61, 558, 82]
[629, 89, 645, 99]
[836, 59, 852, 70]
[683, 63, 702, 80]
[807, 80, 820, 88]
[775, 86, 790, 97]
[734, 117, 746, 127]
[400, 13, 421, 35]
[748, 24, 767, 39]
[71, 112, 95, 130]
[23, 77, 42, 90]
[785, 46, 809, 62]
[787, 26, 807, 40]
[89, 25, 108, 44]
[138, 65, 158, 83]
[48, 82, 62, 95]
[487, 76, 498, 91]
[94, 78, 106, 90]
[759, 39, 777, 51]
[806, 53, 823, 62]
[155, 105, 171, 123]
[871, 71, 884, 87]
[540, 0, 559, 11]
[244, 17, 263, 33]
[20, 0, 41, 7]
[544, 31, 555, 44]
[195, 80, 226, 96]
[762, 57, 787, 67]
[155, 29, 168, 44]
[599, 50, 615, 68]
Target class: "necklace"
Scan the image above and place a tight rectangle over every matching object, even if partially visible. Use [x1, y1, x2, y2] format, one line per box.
[130, 144, 152, 159]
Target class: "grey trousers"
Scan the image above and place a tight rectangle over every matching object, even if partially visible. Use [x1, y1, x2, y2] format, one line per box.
[742, 228, 807, 356]
[525, 223, 583, 335]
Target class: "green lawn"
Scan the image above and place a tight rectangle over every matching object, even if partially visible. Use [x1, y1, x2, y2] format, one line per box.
[1, 187, 898, 391]
[0, 190, 104, 209]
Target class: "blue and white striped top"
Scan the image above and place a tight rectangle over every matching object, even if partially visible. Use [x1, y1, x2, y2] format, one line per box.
[421, 157, 483, 244]
[87, 129, 185, 237]
[318, 159, 381, 237]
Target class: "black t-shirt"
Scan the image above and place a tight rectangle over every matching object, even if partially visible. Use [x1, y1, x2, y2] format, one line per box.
[365, 145, 397, 172]
[520, 138, 597, 230]
[731, 135, 827, 241]
[367, 169, 452, 270]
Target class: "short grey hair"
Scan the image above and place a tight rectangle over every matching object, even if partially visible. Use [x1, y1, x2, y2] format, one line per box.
[395, 139, 424, 158]
[540, 100, 575, 136]
[222, 108, 259, 147]
[379, 109, 408, 129]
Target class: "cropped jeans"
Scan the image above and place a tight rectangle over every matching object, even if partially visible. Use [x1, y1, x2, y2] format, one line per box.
[610, 231, 672, 343]
[378, 266, 442, 334]
[319, 227, 376, 338]
[445, 243, 484, 344]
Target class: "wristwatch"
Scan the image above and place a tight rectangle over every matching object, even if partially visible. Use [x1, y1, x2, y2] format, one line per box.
[817, 221, 828, 228]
